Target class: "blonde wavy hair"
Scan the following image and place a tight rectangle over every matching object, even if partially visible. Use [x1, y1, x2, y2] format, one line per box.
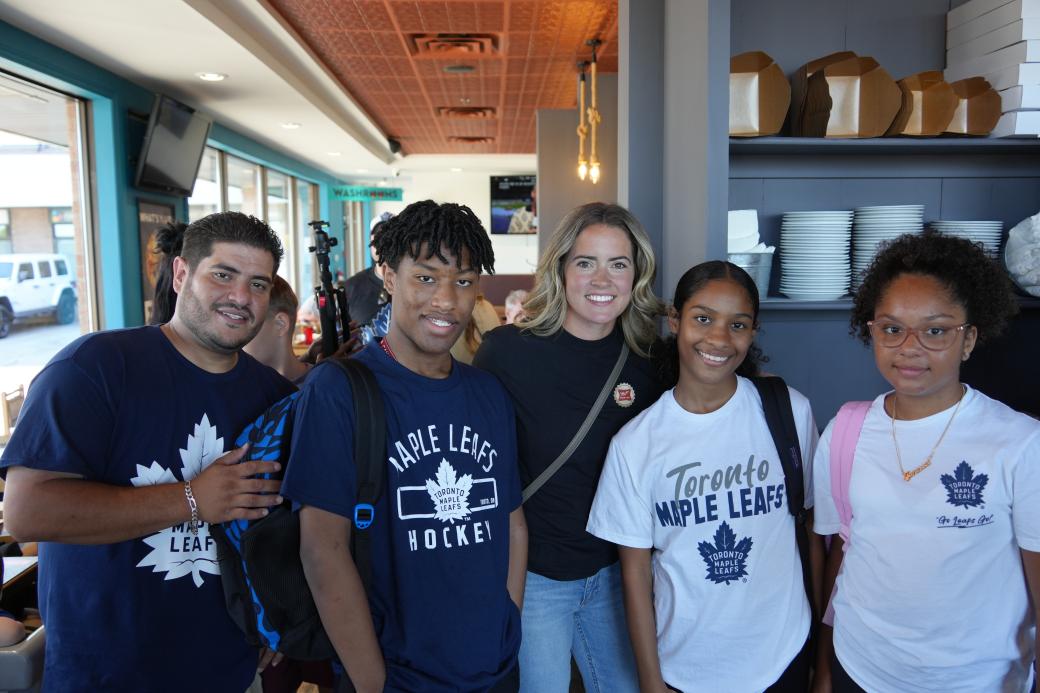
[520, 202, 663, 357]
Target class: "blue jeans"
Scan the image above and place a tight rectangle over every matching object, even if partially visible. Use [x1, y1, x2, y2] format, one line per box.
[519, 562, 638, 693]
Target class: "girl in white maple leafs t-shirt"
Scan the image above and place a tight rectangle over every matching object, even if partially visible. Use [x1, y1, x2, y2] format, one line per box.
[588, 261, 822, 693]
[813, 231, 1040, 693]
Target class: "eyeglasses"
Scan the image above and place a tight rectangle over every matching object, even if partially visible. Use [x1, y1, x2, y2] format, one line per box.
[867, 321, 971, 351]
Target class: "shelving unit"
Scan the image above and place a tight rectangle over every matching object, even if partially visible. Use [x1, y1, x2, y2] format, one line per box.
[727, 0, 1040, 418]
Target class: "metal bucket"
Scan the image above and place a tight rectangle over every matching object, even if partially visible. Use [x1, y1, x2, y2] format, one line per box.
[727, 252, 773, 300]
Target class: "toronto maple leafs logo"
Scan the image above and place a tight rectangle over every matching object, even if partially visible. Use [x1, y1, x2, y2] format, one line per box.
[940, 461, 988, 508]
[130, 414, 224, 587]
[425, 460, 473, 524]
[697, 521, 752, 585]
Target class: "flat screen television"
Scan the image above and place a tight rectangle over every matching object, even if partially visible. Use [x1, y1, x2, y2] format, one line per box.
[490, 175, 536, 234]
[134, 95, 212, 197]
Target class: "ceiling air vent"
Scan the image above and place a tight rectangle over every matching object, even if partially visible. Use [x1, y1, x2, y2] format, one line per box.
[448, 136, 495, 144]
[443, 64, 477, 74]
[410, 34, 500, 58]
[438, 107, 496, 119]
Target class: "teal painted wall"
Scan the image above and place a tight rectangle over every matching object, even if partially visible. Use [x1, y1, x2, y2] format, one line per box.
[0, 20, 345, 328]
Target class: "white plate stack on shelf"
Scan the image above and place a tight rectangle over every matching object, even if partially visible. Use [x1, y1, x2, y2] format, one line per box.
[853, 205, 925, 290]
[778, 211, 852, 301]
[930, 220, 1004, 255]
[945, 0, 1040, 137]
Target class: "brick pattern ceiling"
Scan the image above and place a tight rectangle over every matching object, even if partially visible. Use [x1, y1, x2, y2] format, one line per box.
[267, 1, 618, 155]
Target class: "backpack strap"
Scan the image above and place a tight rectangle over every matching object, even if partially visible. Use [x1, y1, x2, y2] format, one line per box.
[751, 376, 814, 620]
[327, 359, 386, 595]
[822, 400, 870, 627]
[830, 401, 870, 544]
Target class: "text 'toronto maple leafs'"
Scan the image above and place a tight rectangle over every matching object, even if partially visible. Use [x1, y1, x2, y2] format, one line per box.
[425, 459, 474, 524]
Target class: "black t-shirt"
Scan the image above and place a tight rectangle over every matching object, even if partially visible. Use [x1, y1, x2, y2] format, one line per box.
[474, 324, 665, 580]
[344, 266, 385, 325]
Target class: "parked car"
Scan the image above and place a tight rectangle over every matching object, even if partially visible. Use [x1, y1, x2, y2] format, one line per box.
[0, 253, 77, 338]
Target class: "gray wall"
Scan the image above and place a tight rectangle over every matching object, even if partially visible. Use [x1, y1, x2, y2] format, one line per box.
[536, 74, 618, 250]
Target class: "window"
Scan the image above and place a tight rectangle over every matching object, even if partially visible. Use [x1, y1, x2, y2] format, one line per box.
[55, 259, 68, 275]
[0, 209, 9, 254]
[267, 170, 292, 285]
[296, 181, 318, 294]
[188, 147, 221, 221]
[226, 156, 261, 218]
[189, 148, 324, 299]
[37, 261, 52, 278]
[18, 263, 33, 281]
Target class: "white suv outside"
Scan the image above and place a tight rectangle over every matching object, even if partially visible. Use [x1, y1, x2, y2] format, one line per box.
[0, 253, 78, 338]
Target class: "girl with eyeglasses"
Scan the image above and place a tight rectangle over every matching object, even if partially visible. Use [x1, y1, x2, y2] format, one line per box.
[813, 231, 1040, 693]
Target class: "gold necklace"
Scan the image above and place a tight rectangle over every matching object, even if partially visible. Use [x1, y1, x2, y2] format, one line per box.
[890, 386, 966, 482]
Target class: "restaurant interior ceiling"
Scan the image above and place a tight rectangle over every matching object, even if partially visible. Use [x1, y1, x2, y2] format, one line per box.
[0, 0, 618, 178]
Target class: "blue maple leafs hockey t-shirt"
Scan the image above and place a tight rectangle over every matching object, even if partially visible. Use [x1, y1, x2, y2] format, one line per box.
[0, 326, 294, 693]
[282, 342, 522, 693]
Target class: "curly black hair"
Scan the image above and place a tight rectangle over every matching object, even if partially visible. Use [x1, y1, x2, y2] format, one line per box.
[372, 200, 495, 274]
[850, 230, 1019, 346]
[658, 260, 768, 387]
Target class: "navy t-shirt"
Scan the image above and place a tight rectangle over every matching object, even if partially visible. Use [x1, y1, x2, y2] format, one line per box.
[0, 326, 294, 692]
[282, 342, 522, 692]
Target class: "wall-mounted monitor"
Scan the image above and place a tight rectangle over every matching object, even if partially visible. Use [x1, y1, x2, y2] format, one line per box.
[490, 175, 536, 234]
[134, 95, 212, 197]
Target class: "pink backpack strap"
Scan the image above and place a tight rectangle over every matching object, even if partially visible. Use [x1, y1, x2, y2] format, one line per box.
[823, 401, 870, 627]
[830, 401, 870, 543]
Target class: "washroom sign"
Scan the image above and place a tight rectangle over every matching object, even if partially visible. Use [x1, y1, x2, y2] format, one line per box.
[333, 185, 403, 202]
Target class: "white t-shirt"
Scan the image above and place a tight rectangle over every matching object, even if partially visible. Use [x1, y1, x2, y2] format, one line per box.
[587, 376, 818, 693]
[814, 386, 1040, 693]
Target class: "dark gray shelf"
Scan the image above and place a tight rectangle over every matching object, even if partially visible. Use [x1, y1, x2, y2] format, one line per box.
[730, 137, 1040, 156]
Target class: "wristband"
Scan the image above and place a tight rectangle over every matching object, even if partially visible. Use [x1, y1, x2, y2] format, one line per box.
[184, 481, 199, 536]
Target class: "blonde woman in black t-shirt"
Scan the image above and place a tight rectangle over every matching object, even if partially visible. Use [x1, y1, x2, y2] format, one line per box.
[474, 202, 664, 693]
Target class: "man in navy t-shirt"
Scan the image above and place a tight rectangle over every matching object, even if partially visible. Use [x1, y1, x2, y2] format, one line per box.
[0, 212, 296, 692]
[284, 200, 527, 693]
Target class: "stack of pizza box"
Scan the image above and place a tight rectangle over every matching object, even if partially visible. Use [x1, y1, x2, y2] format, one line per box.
[945, 0, 1040, 137]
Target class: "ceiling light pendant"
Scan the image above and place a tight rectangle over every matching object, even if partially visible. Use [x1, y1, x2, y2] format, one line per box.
[586, 39, 603, 185]
[576, 62, 589, 180]
[196, 72, 227, 82]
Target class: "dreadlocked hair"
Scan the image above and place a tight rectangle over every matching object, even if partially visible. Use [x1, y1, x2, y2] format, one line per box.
[373, 200, 495, 274]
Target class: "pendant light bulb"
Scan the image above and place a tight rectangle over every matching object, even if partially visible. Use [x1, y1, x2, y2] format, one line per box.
[589, 161, 601, 184]
[578, 159, 588, 180]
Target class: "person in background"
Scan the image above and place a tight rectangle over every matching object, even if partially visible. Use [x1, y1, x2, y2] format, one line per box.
[285, 200, 526, 692]
[504, 289, 529, 325]
[244, 276, 312, 385]
[588, 261, 820, 693]
[149, 220, 186, 325]
[343, 213, 393, 326]
[814, 231, 1039, 693]
[450, 293, 502, 364]
[0, 212, 295, 692]
[474, 202, 665, 693]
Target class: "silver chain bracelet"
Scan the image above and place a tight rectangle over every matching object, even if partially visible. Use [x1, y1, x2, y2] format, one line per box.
[184, 480, 199, 536]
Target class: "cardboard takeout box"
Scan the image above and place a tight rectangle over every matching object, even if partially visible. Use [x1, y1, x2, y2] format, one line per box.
[945, 77, 1002, 135]
[729, 51, 791, 137]
[799, 54, 902, 138]
[789, 51, 856, 136]
[886, 71, 958, 136]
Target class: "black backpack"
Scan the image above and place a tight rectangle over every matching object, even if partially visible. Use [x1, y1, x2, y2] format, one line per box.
[213, 358, 385, 661]
[751, 376, 814, 622]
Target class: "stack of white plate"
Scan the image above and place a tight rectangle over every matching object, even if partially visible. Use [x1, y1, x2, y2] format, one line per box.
[779, 211, 853, 300]
[853, 205, 924, 289]
[930, 221, 1003, 257]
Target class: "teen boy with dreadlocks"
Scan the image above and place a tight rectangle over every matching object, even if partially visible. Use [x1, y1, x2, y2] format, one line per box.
[283, 200, 527, 693]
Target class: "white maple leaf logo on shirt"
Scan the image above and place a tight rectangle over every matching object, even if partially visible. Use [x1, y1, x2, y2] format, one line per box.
[131, 414, 223, 588]
[425, 459, 473, 524]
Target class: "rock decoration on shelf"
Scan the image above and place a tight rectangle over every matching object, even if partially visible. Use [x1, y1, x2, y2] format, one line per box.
[945, 76, 1003, 134]
[791, 52, 902, 138]
[729, 51, 791, 137]
[789, 51, 855, 136]
[1005, 211, 1040, 297]
[886, 71, 959, 136]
